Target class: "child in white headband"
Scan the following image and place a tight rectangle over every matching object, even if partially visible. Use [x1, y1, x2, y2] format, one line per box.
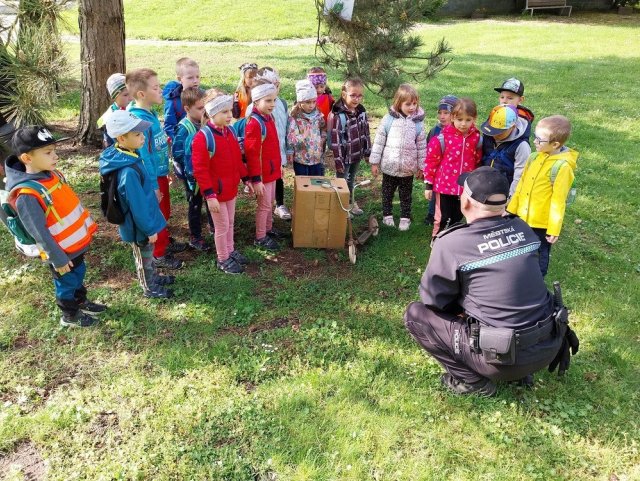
[191, 88, 249, 274]
[245, 66, 292, 220]
[245, 80, 283, 251]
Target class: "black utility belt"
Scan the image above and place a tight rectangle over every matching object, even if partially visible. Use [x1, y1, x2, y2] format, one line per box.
[470, 314, 555, 365]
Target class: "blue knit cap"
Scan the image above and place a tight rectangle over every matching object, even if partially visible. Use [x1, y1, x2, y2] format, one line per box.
[438, 95, 458, 112]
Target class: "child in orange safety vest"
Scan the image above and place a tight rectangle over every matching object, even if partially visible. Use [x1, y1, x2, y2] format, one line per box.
[3, 126, 106, 327]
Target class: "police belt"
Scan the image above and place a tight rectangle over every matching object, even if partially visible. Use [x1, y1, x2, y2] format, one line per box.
[470, 313, 556, 351]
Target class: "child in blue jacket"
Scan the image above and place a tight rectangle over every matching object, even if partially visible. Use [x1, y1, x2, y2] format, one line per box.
[163, 57, 201, 142]
[99, 110, 174, 299]
[171, 87, 214, 251]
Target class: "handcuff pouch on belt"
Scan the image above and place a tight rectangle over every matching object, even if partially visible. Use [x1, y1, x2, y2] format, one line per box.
[479, 327, 517, 365]
[467, 314, 555, 366]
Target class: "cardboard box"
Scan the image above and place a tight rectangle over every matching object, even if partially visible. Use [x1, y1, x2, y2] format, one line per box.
[292, 176, 349, 249]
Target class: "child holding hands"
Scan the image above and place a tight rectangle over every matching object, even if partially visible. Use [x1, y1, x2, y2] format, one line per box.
[369, 84, 426, 231]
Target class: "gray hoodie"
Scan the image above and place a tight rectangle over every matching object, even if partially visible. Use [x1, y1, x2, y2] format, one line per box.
[4, 155, 86, 267]
[496, 117, 531, 196]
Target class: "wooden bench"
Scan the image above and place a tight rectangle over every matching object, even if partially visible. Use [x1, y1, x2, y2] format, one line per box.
[524, 0, 572, 16]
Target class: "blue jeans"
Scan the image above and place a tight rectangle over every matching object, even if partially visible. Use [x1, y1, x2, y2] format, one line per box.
[293, 162, 325, 176]
[532, 228, 552, 277]
[336, 161, 360, 192]
[51, 255, 87, 316]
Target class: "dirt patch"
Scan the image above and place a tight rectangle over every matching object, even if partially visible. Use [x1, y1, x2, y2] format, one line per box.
[87, 411, 121, 449]
[0, 442, 47, 481]
[6, 334, 41, 351]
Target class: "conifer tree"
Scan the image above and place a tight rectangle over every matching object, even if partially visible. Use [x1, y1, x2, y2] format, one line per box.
[316, 0, 451, 99]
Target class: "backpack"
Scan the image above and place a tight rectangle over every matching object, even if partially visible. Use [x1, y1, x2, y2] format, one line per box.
[100, 163, 145, 224]
[176, 118, 199, 184]
[437, 132, 483, 155]
[228, 112, 266, 159]
[381, 114, 424, 139]
[0, 178, 60, 257]
[525, 154, 576, 206]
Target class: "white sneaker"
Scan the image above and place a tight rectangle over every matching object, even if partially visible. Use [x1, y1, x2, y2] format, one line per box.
[398, 218, 411, 231]
[383, 215, 395, 227]
[274, 205, 292, 220]
[351, 202, 364, 216]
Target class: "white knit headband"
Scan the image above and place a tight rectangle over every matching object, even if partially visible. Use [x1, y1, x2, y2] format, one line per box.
[256, 69, 280, 85]
[204, 95, 233, 117]
[251, 83, 277, 102]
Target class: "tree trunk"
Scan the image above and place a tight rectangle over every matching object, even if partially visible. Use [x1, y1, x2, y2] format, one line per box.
[76, 0, 125, 146]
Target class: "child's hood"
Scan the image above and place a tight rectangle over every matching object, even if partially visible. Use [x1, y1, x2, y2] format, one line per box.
[3, 154, 52, 191]
[546, 146, 578, 171]
[497, 117, 529, 144]
[98, 145, 140, 176]
[388, 106, 425, 122]
[517, 105, 535, 123]
[162, 80, 182, 100]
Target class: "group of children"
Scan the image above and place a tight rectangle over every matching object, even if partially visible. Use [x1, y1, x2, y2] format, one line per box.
[1, 56, 577, 327]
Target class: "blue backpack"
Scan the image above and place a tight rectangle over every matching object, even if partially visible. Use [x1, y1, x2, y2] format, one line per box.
[176, 118, 198, 188]
[381, 114, 424, 139]
[229, 112, 267, 160]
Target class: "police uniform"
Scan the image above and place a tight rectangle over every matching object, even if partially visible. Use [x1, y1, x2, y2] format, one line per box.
[405, 214, 563, 386]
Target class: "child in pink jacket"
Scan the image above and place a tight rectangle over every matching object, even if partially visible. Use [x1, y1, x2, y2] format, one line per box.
[424, 98, 482, 238]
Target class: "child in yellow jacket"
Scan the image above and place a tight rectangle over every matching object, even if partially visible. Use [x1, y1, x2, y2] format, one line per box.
[507, 115, 577, 277]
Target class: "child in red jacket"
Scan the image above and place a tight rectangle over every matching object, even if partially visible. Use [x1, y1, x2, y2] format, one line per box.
[245, 80, 283, 251]
[424, 98, 482, 239]
[192, 89, 249, 274]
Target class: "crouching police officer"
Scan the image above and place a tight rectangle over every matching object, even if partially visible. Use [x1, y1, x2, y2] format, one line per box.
[405, 167, 578, 396]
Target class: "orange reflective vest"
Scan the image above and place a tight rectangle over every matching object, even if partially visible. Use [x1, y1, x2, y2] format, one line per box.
[16, 171, 96, 255]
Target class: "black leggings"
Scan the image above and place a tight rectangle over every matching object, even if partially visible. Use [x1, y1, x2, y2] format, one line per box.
[381, 174, 413, 218]
[433, 192, 463, 236]
[275, 177, 284, 207]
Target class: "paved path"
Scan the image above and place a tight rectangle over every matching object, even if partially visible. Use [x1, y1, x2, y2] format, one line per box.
[62, 35, 317, 48]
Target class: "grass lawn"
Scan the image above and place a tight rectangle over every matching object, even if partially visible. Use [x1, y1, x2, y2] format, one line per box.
[2, 13, 640, 481]
[61, 0, 319, 42]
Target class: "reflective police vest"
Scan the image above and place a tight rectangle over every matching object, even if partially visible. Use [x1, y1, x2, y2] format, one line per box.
[15, 171, 96, 255]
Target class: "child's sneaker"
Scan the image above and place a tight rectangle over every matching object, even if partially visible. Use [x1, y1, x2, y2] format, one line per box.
[143, 285, 174, 299]
[351, 202, 363, 215]
[153, 254, 184, 269]
[78, 300, 108, 315]
[274, 204, 292, 220]
[152, 273, 175, 286]
[60, 311, 99, 328]
[398, 218, 411, 231]
[230, 250, 249, 265]
[217, 257, 244, 274]
[383, 215, 395, 227]
[189, 237, 211, 252]
[167, 238, 188, 254]
[266, 227, 286, 239]
[254, 236, 280, 251]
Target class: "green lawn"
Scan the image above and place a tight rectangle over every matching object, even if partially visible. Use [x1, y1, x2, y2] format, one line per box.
[2, 14, 640, 481]
[61, 0, 319, 41]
